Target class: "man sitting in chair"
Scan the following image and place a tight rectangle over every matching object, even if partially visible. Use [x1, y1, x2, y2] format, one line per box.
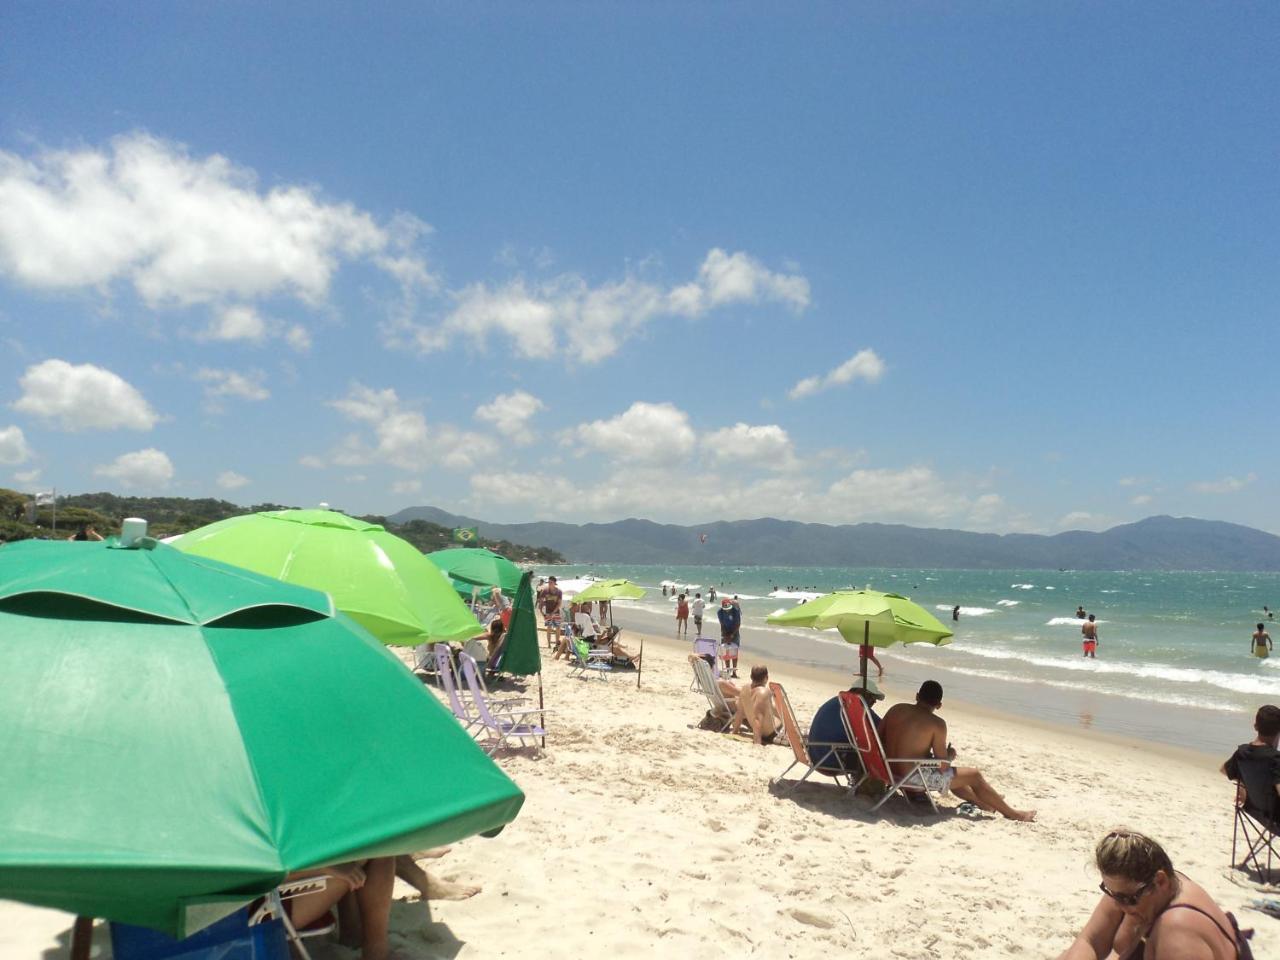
[1222, 703, 1280, 821]
[574, 606, 642, 667]
[730, 664, 780, 745]
[880, 680, 1036, 822]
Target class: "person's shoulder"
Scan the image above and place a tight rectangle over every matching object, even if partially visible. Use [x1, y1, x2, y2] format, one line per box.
[1149, 901, 1229, 954]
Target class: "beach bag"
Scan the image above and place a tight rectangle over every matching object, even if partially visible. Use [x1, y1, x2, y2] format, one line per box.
[573, 638, 591, 661]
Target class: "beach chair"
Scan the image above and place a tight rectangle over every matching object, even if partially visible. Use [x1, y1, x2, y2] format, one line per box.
[688, 636, 720, 690]
[249, 876, 336, 960]
[456, 653, 547, 754]
[769, 682, 860, 793]
[455, 650, 532, 715]
[433, 645, 482, 731]
[563, 622, 613, 680]
[839, 691, 949, 814]
[690, 656, 734, 732]
[1230, 753, 1280, 885]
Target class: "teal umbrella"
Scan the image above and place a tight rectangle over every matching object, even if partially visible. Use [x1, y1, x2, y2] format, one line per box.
[174, 509, 482, 645]
[0, 537, 523, 938]
[767, 589, 953, 687]
[426, 548, 523, 598]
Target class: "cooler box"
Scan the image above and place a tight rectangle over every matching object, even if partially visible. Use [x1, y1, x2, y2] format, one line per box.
[109, 909, 288, 960]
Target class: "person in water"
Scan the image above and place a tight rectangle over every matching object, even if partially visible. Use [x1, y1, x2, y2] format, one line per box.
[1054, 829, 1253, 959]
[1076, 605, 1087, 620]
[1253, 623, 1273, 659]
[1082, 615, 1099, 658]
[952, 604, 960, 622]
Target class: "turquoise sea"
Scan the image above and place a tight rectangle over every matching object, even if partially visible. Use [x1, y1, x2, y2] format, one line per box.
[547, 564, 1280, 753]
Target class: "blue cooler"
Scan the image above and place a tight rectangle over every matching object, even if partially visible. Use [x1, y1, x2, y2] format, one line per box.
[109, 908, 288, 960]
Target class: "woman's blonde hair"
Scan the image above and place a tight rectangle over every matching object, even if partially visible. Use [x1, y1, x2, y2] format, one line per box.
[1095, 829, 1174, 882]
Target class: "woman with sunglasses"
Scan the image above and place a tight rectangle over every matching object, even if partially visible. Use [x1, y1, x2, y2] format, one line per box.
[1056, 829, 1252, 959]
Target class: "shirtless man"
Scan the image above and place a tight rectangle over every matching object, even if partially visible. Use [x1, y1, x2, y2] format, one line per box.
[730, 664, 779, 745]
[880, 680, 1036, 821]
[1082, 614, 1099, 659]
[540, 576, 563, 649]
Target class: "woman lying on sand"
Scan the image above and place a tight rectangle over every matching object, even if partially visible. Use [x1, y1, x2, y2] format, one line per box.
[1056, 829, 1252, 959]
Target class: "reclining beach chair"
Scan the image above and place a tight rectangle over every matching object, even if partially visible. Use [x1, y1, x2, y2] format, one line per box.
[563, 622, 613, 680]
[457, 652, 547, 754]
[456, 650, 532, 714]
[1230, 753, 1280, 885]
[248, 875, 336, 960]
[839, 691, 949, 813]
[769, 682, 860, 793]
[690, 656, 734, 732]
[688, 636, 720, 690]
[434, 645, 481, 731]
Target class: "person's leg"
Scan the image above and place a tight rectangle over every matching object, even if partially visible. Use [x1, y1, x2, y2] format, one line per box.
[285, 872, 355, 930]
[395, 854, 479, 901]
[948, 768, 1035, 821]
[868, 650, 884, 677]
[355, 856, 396, 960]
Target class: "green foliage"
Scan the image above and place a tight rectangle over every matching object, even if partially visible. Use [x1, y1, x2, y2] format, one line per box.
[0, 488, 563, 562]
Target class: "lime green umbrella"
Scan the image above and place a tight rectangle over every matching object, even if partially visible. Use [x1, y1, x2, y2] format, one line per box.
[175, 509, 481, 645]
[0, 538, 523, 938]
[427, 547, 523, 598]
[573, 579, 646, 603]
[767, 589, 953, 686]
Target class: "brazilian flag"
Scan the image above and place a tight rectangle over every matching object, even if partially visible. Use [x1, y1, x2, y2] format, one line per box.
[452, 526, 479, 544]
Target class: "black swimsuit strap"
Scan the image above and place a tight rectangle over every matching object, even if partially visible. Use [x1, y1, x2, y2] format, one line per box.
[1149, 903, 1238, 957]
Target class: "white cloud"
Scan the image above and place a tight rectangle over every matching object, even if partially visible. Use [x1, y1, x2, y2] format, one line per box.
[14, 359, 159, 431]
[1191, 473, 1256, 494]
[284, 324, 312, 353]
[474, 390, 544, 443]
[195, 368, 270, 404]
[216, 470, 250, 490]
[391, 247, 809, 363]
[0, 424, 31, 464]
[93, 448, 174, 490]
[1056, 510, 1110, 531]
[329, 383, 496, 472]
[566, 401, 696, 465]
[1118, 476, 1143, 487]
[298, 454, 326, 469]
[1130, 494, 1153, 506]
[703, 423, 794, 466]
[204, 305, 267, 342]
[0, 132, 433, 308]
[13, 468, 41, 485]
[391, 479, 422, 495]
[789, 349, 885, 400]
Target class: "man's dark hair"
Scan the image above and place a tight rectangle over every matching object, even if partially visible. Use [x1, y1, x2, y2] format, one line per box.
[1256, 704, 1280, 739]
[917, 680, 944, 706]
[750, 665, 768, 685]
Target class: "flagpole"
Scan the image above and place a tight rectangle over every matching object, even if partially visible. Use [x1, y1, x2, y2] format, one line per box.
[538, 671, 546, 748]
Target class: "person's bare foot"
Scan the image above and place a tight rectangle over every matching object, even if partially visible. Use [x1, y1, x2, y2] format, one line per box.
[414, 847, 450, 859]
[1007, 809, 1037, 822]
[425, 877, 481, 901]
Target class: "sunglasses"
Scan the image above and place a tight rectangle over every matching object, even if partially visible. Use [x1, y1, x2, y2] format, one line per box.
[1098, 879, 1154, 907]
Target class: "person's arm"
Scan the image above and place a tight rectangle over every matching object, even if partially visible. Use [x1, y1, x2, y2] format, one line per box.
[930, 718, 952, 770]
[1054, 896, 1125, 960]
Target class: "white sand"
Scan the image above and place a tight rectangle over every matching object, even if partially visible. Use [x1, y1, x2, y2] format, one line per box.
[7, 627, 1277, 958]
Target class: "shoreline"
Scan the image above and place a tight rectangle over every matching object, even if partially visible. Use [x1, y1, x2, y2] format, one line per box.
[613, 603, 1247, 759]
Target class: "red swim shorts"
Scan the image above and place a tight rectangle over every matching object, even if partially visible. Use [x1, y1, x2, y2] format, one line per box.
[1083, 640, 1097, 653]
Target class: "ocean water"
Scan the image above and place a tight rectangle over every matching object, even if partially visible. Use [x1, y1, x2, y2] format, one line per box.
[547, 564, 1280, 752]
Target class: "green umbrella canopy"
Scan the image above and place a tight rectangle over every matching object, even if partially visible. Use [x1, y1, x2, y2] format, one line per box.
[766, 590, 954, 648]
[497, 571, 541, 677]
[175, 509, 482, 645]
[573, 579, 647, 603]
[426, 548, 523, 598]
[0, 539, 523, 937]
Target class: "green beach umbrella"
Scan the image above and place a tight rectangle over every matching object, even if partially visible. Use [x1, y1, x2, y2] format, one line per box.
[498, 571, 541, 677]
[0, 537, 523, 939]
[572, 578, 647, 604]
[426, 547, 523, 598]
[174, 509, 482, 645]
[767, 589, 953, 686]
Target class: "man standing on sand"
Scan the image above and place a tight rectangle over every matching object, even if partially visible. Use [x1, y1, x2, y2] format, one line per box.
[880, 680, 1036, 821]
[1082, 614, 1099, 658]
[691, 592, 705, 635]
[540, 576, 563, 649]
[675, 593, 689, 638]
[718, 598, 741, 678]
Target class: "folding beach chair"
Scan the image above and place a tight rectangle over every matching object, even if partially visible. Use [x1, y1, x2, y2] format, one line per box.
[688, 636, 720, 690]
[769, 682, 860, 793]
[456, 652, 548, 754]
[249, 875, 336, 960]
[839, 691, 949, 813]
[690, 656, 734, 732]
[455, 650, 532, 714]
[433, 645, 481, 731]
[563, 622, 613, 680]
[1230, 753, 1280, 885]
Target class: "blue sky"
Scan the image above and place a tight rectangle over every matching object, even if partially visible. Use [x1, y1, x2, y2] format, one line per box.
[1, 3, 1276, 534]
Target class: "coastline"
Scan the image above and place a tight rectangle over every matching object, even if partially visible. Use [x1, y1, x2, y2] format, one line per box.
[613, 602, 1249, 758]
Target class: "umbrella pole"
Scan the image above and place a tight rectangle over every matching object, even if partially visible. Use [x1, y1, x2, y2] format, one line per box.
[636, 635, 644, 689]
[860, 620, 870, 689]
[538, 670, 546, 749]
[70, 916, 93, 960]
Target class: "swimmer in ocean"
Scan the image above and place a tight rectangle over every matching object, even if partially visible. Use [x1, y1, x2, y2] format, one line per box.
[1253, 623, 1272, 659]
[1081, 615, 1098, 658]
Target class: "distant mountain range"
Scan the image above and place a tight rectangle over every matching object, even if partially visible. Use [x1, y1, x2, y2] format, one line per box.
[387, 507, 1280, 571]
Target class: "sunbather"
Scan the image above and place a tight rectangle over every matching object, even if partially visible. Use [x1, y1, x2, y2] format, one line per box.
[283, 857, 396, 960]
[880, 680, 1036, 821]
[730, 664, 780, 745]
[1055, 829, 1251, 959]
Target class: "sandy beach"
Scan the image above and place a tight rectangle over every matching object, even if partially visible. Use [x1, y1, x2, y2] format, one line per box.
[5, 626, 1277, 958]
